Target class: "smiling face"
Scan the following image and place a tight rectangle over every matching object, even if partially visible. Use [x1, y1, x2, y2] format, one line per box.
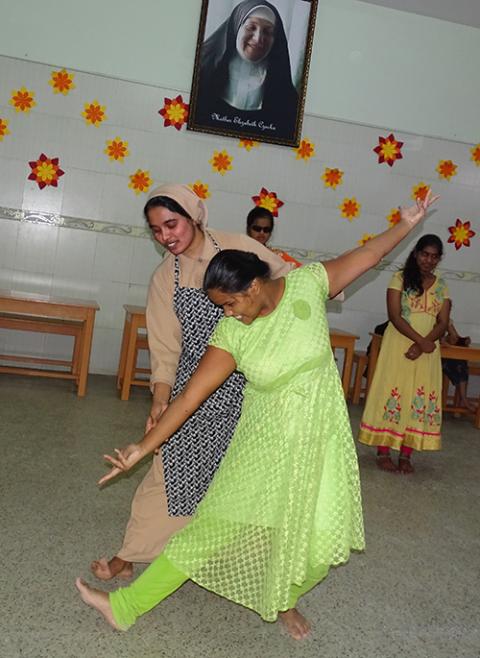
[208, 285, 261, 325]
[147, 205, 195, 255]
[236, 15, 275, 62]
[415, 244, 441, 276]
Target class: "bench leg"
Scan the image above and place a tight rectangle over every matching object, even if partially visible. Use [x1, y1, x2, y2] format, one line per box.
[117, 314, 131, 390]
[120, 318, 140, 401]
[77, 309, 96, 397]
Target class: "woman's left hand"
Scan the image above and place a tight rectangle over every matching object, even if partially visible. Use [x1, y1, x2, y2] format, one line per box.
[400, 189, 439, 228]
[98, 443, 144, 486]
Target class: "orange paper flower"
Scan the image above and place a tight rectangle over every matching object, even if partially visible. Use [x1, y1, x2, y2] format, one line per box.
[373, 133, 403, 167]
[10, 87, 36, 113]
[470, 144, 480, 166]
[358, 233, 376, 246]
[387, 208, 401, 227]
[295, 138, 315, 161]
[0, 118, 10, 141]
[128, 169, 152, 195]
[210, 150, 233, 175]
[105, 137, 130, 162]
[49, 69, 75, 95]
[411, 182, 430, 202]
[339, 197, 361, 220]
[322, 167, 343, 189]
[251, 187, 284, 217]
[28, 153, 64, 189]
[82, 100, 107, 126]
[447, 219, 475, 250]
[436, 159, 457, 181]
[189, 180, 210, 199]
[238, 139, 259, 151]
[159, 95, 189, 130]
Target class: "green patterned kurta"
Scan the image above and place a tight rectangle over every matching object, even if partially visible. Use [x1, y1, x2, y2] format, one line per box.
[164, 263, 365, 620]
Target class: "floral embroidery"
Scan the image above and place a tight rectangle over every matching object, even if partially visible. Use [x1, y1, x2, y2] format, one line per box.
[383, 388, 401, 424]
[426, 391, 441, 426]
[411, 386, 426, 423]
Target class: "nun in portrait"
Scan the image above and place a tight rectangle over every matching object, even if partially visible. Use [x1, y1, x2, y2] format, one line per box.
[194, 0, 299, 141]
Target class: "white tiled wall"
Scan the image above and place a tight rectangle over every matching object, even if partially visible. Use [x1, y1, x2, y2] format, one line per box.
[0, 55, 479, 380]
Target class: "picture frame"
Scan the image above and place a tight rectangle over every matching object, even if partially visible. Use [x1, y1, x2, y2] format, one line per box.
[187, 0, 318, 147]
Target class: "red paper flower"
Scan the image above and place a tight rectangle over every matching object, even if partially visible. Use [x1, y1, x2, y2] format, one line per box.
[189, 180, 210, 199]
[49, 69, 75, 95]
[295, 138, 315, 161]
[105, 137, 130, 162]
[129, 169, 152, 195]
[0, 118, 10, 141]
[239, 139, 259, 151]
[358, 233, 376, 246]
[159, 95, 189, 130]
[436, 159, 457, 181]
[28, 153, 64, 189]
[82, 100, 107, 126]
[251, 187, 284, 217]
[411, 182, 430, 202]
[322, 167, 343, 189]
[210, 150, 233, 175]
[447, 219, 476, 250]
[10, 87, 36, 113]
[339, 197, 361, 220]
[470, 144, 480, 166]
[387, 208, 401, 227]
[373, 133, 403, 167]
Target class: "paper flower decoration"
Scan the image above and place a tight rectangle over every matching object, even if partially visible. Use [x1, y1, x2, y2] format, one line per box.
[128, 169, 152, 195]
[411, 182, 430, 202]
[10, 87, 36, 113]
[322, 167, 344, 189]
[28, 153, 65, 189]
[436, 160, 457, 181]
[82, 100, 107, 126]
[387, 208, 401, 227]
[49, 69, 75, 95]
[159, 95, 189, 130]
[339, 198, 361, 220]
[104, 137, 129, 162]
[210, 150, 233, 175]
[295, 138, 315, 161]
[470, 144, 480, 167]
[252, 187, 284, 217]
[189, 180, 211, 199]
[358, 233, 376, 246]
[373, 133, 403, 167]
[447, 219, 475, 250]
[238, 139, 259, 151]
[0, 118, 10, 141]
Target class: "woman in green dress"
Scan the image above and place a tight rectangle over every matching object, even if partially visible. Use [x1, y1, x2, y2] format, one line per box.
[76, 192, 437, 640]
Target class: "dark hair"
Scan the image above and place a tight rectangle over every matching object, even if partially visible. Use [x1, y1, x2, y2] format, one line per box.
[246, 207, 274, 232]
[143, 196, 192, 223]
[203, 250, 271, 293]
[402, 234, 443, 295]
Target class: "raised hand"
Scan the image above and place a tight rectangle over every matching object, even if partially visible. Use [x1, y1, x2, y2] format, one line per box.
[400, 189, 439, 228]
[98, 443, 144, 486]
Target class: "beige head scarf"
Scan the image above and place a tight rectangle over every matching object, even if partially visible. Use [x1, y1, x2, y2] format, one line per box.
[147, 184, 208, 228]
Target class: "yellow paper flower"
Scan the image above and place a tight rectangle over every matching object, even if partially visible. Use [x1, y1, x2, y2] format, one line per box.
[10, 87, 36, 113]
[128, 169, 152, 195]
[436, 159, 457, 181]
[447, 219, 476, 250]
[470, 144, 480, 167]
[339, 197, 361, 220]
[295, 138, 315, 161]
[210, 150, 233, 175]
[158, 95, 189, 130]
[322, 167, 344, 189]
[105, 137, 129, 162]
[82, 100, 107, 126]
[387, 208, 401, 227]
[0, 118, 10, 141]
[28, 153, 64, 189]
[189, 180, 211, 199]
[358, 233, 376, 246]
[238, 139, 259, 151]
[49, 69, 75, 95]
[411, 182, 430, 202]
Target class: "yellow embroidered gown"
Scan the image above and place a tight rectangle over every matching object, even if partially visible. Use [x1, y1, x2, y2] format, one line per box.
[358, 271, 449, 451]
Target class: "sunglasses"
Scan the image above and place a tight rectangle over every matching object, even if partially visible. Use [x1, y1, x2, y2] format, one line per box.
[251, 225, 272, 234]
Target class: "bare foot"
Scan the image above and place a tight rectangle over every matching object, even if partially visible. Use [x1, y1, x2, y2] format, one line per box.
[75, 578, 122, 630]
[90, 556, 133, 581]
[398, 457, 414, 474]
[376, 455, 397, 472]
[279, 608, 311, 640]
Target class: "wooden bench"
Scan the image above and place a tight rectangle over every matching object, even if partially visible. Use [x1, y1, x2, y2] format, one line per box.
[0, 290, 99, 397]
[117, 305, 150, 400]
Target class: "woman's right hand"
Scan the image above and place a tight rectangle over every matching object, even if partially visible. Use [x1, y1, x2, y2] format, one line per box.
[418, 338, 436, 354]
[98, 443, 145, 486]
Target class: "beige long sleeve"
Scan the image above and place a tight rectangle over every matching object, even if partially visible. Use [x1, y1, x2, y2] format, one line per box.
[146, 229, 293, 389]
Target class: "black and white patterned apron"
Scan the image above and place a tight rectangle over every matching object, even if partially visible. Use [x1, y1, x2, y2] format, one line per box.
[162, 232, 245, 515]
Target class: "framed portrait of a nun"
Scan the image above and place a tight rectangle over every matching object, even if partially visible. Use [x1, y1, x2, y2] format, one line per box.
[187, 0, 318, 147]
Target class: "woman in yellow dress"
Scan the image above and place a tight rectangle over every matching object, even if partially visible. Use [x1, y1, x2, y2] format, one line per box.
[358, 234, 450, 474]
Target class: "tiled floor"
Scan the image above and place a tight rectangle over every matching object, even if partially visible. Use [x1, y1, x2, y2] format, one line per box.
[1, 374, 479, 658]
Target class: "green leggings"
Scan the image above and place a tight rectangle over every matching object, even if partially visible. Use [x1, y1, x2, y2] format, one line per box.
[110, 552, 329, 630]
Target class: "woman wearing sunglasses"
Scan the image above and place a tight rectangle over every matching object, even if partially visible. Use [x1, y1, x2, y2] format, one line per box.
[246, 206, 302, 267]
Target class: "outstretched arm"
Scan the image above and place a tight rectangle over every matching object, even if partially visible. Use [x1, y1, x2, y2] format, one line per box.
[99, 346, 236, 485]
[323, 191, 439, 297]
